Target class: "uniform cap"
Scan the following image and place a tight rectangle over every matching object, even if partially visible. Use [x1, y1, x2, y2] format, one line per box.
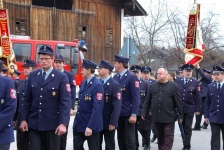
[13, 69, 21, 75]
[54, 55, 64, 62]
[130, 65, 141, 72]
[141, 66, 151, 73]
[179, 66, 184, 73]
[212, 66, 224, 74]
[22, 59, 37, 67]
[38, 45, 54, 56]
[98, 60, 114, 71]
[202, 68, 212, 74]
[82, 59, 97, 69]
[114, 54, 129, 63]
[182, 64, 194, 70]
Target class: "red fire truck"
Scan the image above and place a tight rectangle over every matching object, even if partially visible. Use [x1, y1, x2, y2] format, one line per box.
[10, 35, 86, 86]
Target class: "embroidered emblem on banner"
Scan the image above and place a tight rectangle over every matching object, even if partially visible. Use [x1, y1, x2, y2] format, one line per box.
[66, 84, 71, 92]
[10, 89, 16, 99]
[96, 93, 103, 100]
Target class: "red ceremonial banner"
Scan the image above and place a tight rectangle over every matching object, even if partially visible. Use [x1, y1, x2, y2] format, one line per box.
[0, 9, 11, 58]
[184, 4, 205, 65]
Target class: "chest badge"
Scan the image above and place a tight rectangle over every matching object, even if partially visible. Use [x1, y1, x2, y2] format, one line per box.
[52, 92, 56, 96]
[1, 99, 4, 104]
[105, 96, 109, 103]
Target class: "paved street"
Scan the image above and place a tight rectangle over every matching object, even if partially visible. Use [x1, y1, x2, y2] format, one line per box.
[10, 116, 222, 150]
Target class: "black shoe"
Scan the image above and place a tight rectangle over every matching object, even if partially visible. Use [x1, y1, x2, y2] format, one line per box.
[192, 127, 201, 131]
[201, 124, 208, 129]
[144, 144, 150, 150]
[142, 143, 145, 147]
[151, 135, 157, 142]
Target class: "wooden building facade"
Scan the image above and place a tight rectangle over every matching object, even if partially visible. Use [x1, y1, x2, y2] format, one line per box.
[3, 0, 146, 62]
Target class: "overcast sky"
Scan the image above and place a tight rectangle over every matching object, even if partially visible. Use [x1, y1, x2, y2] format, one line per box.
[138, 0, 224, 34]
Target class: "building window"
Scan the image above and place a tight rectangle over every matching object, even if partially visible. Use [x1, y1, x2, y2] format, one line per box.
[15, 19, 27, 35]
[32, 0, 73, 11]
[105, 28, 113, 46]
[78, 26, 87, 41]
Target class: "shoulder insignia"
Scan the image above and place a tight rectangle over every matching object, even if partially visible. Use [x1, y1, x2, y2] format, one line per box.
[10, 89, 16, 99]
[66, 84, 71, 92]
[96, 93, 103, 100]
[117, 92, 121, 100]
[135, 81, 140, 88]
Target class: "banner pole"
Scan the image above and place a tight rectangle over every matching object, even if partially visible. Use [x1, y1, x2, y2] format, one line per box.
[0, 0, 3, 10]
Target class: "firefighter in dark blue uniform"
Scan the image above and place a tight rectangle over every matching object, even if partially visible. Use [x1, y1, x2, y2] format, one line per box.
[54, 54, 76, 150]
[204, 65, 224, 150]
[14, 59, 37, 150]
[130, 65, 151, 150]
[113, 55, 140, 150]
[13, 69, 21, 90]
[73, 59, 104, 150]
[98, 60, 122, 150]
[19, 45, 71, 150]
[193, 63, 212, 130]
[141, 65, 157, 144]
[175, 64, 201, 150]
[0, 65, 17, 150]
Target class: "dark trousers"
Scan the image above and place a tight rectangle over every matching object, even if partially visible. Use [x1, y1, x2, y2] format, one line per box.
[60, 125, 68, 150]
[29, 128, 61, 150]
[210, 123, 224, 150]
[152, 123, 157, 138]
[155, 122, 175, 150]
[117, 116, 136, 150]
[100, 130, 115, 150]
[137, 116, 152, 147]
[194, 97, 208, 129]
[182, 113, 194, 148]
[16, 129, 29, 150]
[0, 144, 10, 150]
[73, 130, 100, 150]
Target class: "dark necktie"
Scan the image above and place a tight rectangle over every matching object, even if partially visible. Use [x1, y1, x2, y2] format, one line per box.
[218, 83, 221, 92]
[185, 79, 188, 85]
[84, 80, 87, 87]
[42, 72, 46, 81]
[101, 79, 104, 85]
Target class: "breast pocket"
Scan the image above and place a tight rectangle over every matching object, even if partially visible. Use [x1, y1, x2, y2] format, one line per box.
[140, 90, 146, 98]
[104, 93, 112, 103]
[47, 86, 59, 98]
[31, 84, 38, 97]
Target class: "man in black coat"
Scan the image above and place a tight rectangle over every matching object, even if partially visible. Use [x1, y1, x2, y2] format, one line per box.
[193, 64, 212, 130]
[142, 67, 183, 150]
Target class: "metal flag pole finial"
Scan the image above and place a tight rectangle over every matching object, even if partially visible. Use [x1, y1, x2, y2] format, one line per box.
[0, 0, 4, 10]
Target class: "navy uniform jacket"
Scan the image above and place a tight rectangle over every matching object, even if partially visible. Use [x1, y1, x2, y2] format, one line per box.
[21, 69, 71, 131]
[73, 76, 104, 133]
[204, 82, 224, 124]
[149, 78, 156, 85]
[175, 77, 201, 113]
[14, 79, 26, 128]
[113, 70, 140, 116]
[64, 70, 76, 109]
[197, 68, 212, 98]
[14, 78, 20, 90]
[138, 78, 149, 115]
[0, 76, 17, 144]
[102, 77, 122, 130]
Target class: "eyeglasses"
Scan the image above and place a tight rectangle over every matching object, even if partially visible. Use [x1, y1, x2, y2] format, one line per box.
[39, 58, 52, 61]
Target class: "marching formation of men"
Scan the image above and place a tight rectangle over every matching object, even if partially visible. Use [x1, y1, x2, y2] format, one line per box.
[1, 46, 224, 150]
